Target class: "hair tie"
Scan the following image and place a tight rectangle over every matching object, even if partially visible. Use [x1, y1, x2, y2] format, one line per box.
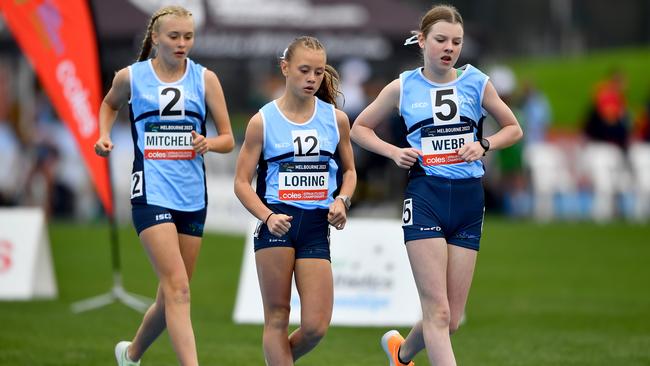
[403, 34, 419, 46]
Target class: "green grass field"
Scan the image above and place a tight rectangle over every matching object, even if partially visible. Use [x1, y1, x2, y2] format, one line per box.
[1, 219, 649, 365]
[508, 47, 650, 129]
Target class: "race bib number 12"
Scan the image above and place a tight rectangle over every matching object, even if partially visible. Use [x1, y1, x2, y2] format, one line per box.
[292, 129, 320, 162]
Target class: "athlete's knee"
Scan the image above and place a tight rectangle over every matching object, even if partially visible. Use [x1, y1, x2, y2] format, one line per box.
[300, 320, 329, 344]
[422, 304, 451, 330]
[161, 274, 191, 304]
[265, 304, 290, 330]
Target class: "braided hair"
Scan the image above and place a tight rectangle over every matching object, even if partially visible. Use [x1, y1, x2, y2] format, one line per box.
[136, 5, 193, 62]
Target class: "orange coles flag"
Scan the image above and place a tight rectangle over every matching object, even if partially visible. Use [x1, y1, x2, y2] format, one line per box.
[1, 0, 113, 216]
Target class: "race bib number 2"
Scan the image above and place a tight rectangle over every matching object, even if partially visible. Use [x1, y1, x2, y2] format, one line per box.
[131, 171, 143, 198]
[159, 85, 185, 120]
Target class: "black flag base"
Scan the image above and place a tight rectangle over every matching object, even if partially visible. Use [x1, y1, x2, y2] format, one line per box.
[71, 272, 152, 313]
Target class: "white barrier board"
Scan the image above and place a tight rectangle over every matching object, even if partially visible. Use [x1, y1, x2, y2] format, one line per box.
[233, 218, 421, 326]
[205, 176, 252, 235]
[0, 207, 57, 300]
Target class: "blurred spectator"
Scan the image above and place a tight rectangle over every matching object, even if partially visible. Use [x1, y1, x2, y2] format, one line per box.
[0, 60, 24, 206]
[340, 60, 391, 209]
[583, 68, 631, 149]
[488, 64, 517, 99]
[484, 64, 529, 216]
[0, 119, 22, 206]
[21, 135, 61, 218]
[519, 79, 551, 145]
[248, 74, 284, 110]
[338, 58, 371, 121]
[18, 91, 80, 219]
[632, 90, 650, 142]
[349, 76, 401, 210]
[512, 79, 552, 217]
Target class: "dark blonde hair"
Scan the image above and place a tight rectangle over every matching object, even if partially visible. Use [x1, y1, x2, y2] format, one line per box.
[136, 5, 193, 62]
[419, 4, 463, 37]
[282, 36, 342, 107]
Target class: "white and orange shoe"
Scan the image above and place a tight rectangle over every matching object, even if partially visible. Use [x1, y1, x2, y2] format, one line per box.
[381, 330, 414, 366]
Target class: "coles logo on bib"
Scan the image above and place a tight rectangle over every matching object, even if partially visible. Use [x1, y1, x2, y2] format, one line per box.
[144, 122, 195, 160]
[278, 162, 328, 201]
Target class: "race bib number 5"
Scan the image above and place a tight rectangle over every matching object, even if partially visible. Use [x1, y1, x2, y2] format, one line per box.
[402, 198, 413, 226]
[430, 87, 461, 126]
[144, 122, 195, 160]
[278, 162, 328, 201]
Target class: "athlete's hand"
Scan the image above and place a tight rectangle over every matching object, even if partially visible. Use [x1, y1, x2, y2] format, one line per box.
[457, 141, 484, 163]
[267, 214, 293, 237]
[191, 131, 209, 155]
[328, 200, 347, 230]
[94, 136, 113, 157]
[391, 147, 422, 169]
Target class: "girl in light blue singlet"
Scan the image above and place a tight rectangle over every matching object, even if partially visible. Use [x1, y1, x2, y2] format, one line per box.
[234, 36, 356, 365]
[94, 6, 234, 366]
[351, 5, 523, 366]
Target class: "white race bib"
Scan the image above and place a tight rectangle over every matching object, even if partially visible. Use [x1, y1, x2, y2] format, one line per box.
[422, 87, 474, 166]
[278, 162, 328, 201]
[421, 125, 474, 166]
[144, 122, 195, 160]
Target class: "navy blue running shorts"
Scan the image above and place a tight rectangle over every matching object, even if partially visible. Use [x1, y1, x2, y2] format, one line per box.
[401, 175, 484, 251]
[254, 203, 331, 261]
[132, 203, 206, 237]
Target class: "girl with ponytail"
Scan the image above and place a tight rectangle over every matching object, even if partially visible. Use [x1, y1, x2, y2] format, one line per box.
[94, 5, 234, 366]
[234, 36, 356, 365]
[351, 4, 522, 366]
